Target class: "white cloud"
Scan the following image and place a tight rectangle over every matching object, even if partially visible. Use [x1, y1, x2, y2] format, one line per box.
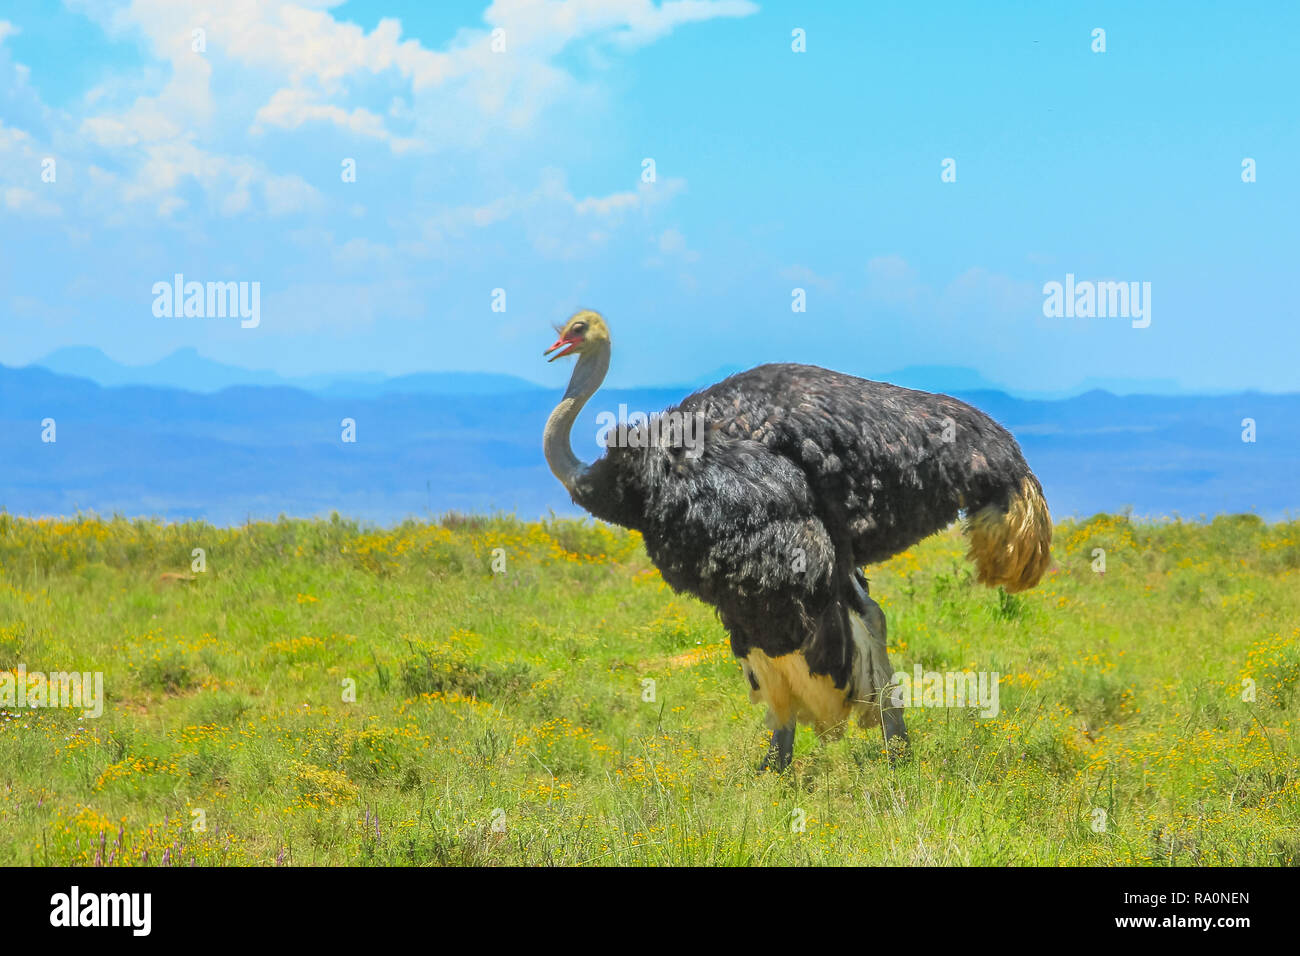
[941, 266, 1037, 320]
[55, 0, 747, 218]
[422, 171, 687, 254]
[483, 0, 759, 51]
[779, 263, 833, 291]
[101, 137, 319, 217]
[867, 254, 917, 283]
[99, 0, 755, 153]
[0, 120, 62, 218]
[250, 87, 421, 153]
[575, 178, 685, 217]
[574, 191, 643, 217]
[863, 255, 1040, 329]
[331, 237, 391, 268]
[0, 119, 31, 152]
[1, 185, 61, 217]
[4, 186, 35, 209]
[649, 226, 698, 264]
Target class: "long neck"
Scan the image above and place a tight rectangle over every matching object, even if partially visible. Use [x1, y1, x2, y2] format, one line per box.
[544, 341, 610, 492]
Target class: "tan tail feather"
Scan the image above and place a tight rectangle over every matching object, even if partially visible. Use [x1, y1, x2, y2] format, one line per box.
[965, 476, 1052, 593]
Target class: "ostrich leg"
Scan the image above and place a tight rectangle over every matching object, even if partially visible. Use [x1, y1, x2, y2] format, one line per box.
[759, 723, 795, 773]
[851, 572, 909, 758]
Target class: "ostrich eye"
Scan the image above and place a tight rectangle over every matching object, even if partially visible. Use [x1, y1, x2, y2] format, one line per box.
[570, 322, 587, 336]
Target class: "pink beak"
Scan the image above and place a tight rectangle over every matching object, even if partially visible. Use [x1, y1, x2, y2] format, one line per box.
[544, 334, 579, 362]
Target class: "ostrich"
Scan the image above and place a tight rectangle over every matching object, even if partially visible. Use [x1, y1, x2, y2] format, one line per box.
[543, 310, 1051, 771]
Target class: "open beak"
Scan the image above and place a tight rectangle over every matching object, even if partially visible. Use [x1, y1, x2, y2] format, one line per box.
[544, 335, 579, 362]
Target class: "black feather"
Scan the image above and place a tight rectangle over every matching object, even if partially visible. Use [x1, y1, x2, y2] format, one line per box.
[569, 363, 1038, 683]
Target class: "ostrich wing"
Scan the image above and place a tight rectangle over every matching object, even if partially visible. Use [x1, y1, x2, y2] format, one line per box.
[634, 431, 840, 659]
[559, 359, 1043, 699]
[672, 363, 1031, 566]
[571, 362, 1036, 660]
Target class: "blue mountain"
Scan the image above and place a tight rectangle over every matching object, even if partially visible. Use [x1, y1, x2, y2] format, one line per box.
[0, 363, 1294, 525]
[28, 347, 544, 397]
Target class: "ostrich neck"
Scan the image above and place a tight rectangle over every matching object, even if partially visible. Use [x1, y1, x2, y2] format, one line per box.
[543, 342, 610, 492]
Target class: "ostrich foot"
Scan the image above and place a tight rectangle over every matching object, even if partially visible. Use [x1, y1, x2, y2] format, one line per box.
[759, 723, 795, 773]
[881, 706, 910, 763]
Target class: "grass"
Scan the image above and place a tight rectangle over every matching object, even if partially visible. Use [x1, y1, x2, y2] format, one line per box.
[0, 509, 1297, 866]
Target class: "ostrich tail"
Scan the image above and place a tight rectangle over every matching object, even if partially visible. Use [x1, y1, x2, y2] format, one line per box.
[965, 475, 1052, 593]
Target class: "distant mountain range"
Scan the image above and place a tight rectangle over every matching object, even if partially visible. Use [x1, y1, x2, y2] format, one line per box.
[25, 348, 1200, 400]
[30, 346, 545, 397]
[0, 360, 1294, 525]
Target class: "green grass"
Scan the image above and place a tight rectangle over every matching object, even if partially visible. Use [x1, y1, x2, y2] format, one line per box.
[0, 509, 1297, 866]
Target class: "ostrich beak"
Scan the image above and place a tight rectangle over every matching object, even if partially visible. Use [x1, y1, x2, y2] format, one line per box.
[544, 335, 579, 362]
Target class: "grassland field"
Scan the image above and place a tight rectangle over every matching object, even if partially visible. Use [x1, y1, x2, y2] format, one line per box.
[1, 510, 1297, 866]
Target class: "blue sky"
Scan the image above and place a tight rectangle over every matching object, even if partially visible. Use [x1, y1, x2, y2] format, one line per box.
[1, 0, 1296, 392]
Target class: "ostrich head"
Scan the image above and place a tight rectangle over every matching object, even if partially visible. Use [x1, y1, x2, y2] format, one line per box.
[544, 309, 610, 362]
[542, 310, 613, 493]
